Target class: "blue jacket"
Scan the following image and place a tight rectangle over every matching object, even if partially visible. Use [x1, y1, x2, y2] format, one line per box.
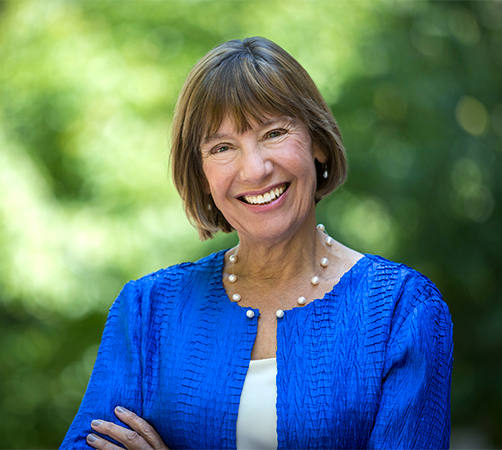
[61, 252, 453, 449]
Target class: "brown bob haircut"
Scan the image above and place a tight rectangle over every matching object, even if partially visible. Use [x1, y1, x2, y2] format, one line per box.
[171, 37, 347, 240]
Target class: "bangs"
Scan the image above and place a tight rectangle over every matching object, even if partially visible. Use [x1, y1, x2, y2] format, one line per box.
[199, 53, 305, 142]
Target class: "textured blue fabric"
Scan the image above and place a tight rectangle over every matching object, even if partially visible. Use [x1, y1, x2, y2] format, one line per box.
[61, 252, 453, 449]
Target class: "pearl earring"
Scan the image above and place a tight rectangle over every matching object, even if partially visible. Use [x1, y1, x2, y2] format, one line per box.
[323, 165, 328, 179]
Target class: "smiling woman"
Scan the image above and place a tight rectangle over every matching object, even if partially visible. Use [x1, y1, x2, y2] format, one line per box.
[170, 37, 346, 241]
[61, 37, 453, 450]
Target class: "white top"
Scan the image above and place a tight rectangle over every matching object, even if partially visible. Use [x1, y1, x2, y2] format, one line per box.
[236, 357, 278, 450]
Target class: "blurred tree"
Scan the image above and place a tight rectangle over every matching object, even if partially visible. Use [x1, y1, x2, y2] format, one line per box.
[0, 0, 500, 448]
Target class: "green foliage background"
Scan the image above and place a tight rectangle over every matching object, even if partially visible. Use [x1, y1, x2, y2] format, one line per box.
[0, 1, 501, 448]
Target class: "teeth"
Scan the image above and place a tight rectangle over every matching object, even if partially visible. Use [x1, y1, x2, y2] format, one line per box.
[243, 185, 286, 205]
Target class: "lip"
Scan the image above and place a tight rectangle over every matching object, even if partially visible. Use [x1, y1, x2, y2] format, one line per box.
[236, 182, 289, 198]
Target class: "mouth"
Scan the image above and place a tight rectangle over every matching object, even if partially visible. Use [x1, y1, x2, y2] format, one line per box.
[239, 183, 289, 205]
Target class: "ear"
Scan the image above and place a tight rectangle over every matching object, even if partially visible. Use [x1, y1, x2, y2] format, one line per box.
[313, 144, 327, 164]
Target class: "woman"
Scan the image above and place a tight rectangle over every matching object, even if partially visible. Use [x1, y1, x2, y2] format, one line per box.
[61, 37, 453, 450]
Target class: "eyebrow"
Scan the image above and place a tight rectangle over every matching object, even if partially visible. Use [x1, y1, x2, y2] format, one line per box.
[202, 116, 296, 146]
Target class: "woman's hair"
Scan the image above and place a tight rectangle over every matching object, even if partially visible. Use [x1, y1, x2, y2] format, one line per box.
[170, 36, 347, 240]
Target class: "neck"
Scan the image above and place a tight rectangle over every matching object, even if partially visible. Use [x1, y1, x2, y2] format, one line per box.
[230, 216, 325, 285]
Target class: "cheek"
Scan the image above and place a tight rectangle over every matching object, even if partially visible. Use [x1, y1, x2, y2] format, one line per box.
[297, 157, 319, 191]
[203, 167, 228, 201]
[289, 151, 317, 178]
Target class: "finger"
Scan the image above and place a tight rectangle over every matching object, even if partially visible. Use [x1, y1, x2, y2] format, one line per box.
[90, 418, 150, 450]
[86, 432, 123, 450]
[114, 406, 168, 450]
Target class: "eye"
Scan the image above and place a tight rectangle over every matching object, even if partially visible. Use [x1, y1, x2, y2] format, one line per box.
[266, 129, 286, 139]
[212, 144, 231, 154]
[267, 129, 284, 138]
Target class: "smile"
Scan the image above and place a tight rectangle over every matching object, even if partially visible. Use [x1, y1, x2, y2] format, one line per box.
[240, 184, 288, 205]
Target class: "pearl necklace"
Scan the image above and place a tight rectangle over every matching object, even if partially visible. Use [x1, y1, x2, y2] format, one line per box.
[226, 224, 333, 318]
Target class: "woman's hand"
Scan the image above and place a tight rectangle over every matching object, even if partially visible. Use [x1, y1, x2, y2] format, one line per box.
[86, 406, 169, 450]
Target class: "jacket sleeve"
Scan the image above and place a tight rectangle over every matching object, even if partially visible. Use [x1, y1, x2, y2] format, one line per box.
[60, 280, 143, 449]
[368, 278, 453, 449]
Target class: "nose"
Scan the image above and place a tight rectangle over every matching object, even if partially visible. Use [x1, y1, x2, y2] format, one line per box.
[240, 144, 273, 184]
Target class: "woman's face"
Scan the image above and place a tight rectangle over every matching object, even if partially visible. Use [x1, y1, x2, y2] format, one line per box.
[201, 115, 326, 244]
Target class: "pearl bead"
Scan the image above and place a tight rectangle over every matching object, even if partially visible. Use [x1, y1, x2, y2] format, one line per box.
[298, 296, 306, 305]
[276, 309, 284, 318]
[232, 293, 241, 302]
[320, 257, 329, 267]
[325, 236, 333, 246]
[316, 223, 325, 232]
[228, 274, 237, 283]
[229, 254, 237, 263]
[246, 310, 255, 318]
[311, 276, 319, 286]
